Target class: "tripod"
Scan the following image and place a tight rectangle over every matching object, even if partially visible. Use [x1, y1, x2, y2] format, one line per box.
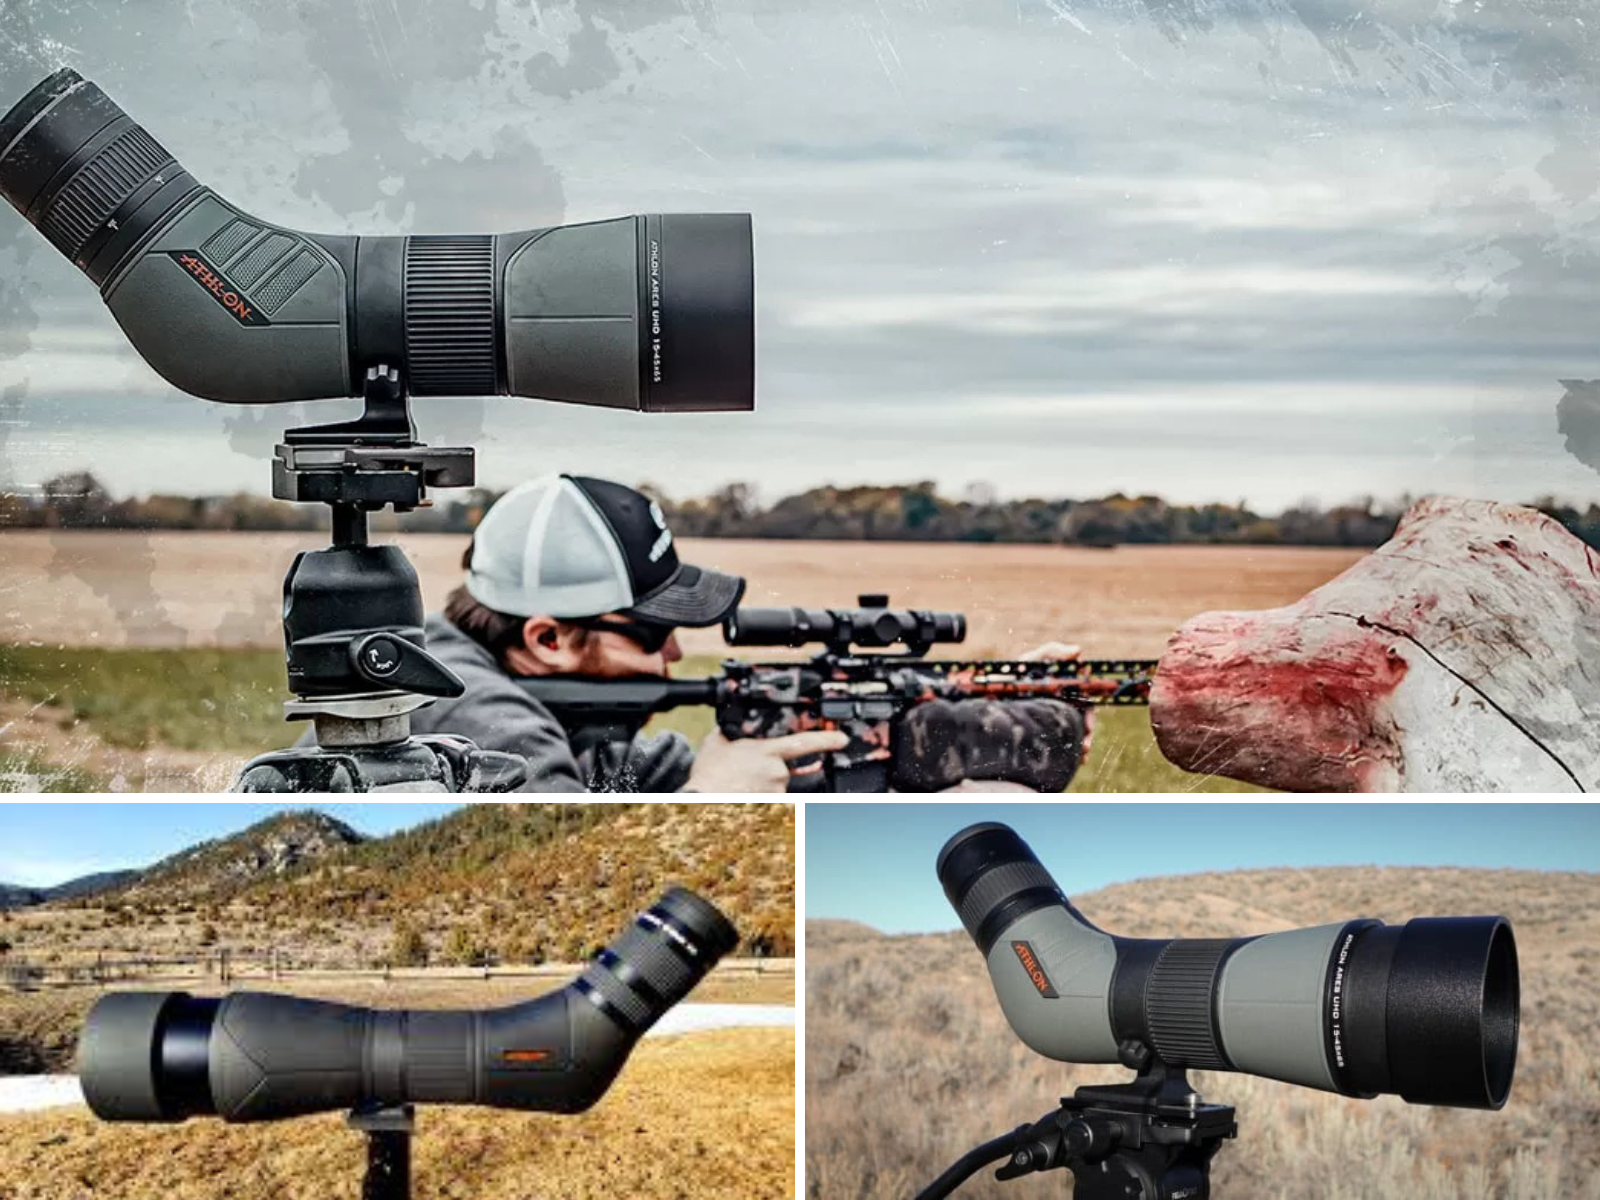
[917, 1061, 1237, 1200]
[233, 366, 526, 793]
[350, 1104, 415, 1200]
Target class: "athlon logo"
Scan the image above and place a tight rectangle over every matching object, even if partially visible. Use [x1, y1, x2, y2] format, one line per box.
[168, 251, 268, 325]
[1011, 940, 1059, 998]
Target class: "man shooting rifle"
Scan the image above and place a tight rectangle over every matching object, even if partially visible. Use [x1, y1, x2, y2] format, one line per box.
[406, 474, 1093, 792]
[525, 596, 1156, 791]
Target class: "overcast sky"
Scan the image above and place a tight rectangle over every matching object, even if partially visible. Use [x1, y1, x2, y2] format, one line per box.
[4, 0, 1600, 509]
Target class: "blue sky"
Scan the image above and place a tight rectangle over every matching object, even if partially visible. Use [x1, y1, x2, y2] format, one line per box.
[805, 803, 1600, 934]
[0, 802, 462, 886]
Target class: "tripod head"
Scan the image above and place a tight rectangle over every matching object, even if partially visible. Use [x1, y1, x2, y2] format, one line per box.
[234, 367, 526, 792]
[917, 1060, 1237, 1200]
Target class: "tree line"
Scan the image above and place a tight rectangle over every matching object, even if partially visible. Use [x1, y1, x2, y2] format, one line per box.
[6, 470, 1599, 549]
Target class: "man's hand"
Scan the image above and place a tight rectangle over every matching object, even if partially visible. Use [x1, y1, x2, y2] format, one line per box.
[1016, 640, 1093, 759]
[1018, 641, 1081, 662]
[684, 728, 850, 793]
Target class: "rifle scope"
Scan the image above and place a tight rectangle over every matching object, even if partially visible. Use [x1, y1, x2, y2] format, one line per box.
[78, 887, 737, 1122]
[0, 69, 752, 411]
[938, 823, 1518, 1110]
[726, 594, 966, 651]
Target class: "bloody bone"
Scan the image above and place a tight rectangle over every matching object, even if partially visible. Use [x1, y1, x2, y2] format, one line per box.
[1151, 496, 1600, 792]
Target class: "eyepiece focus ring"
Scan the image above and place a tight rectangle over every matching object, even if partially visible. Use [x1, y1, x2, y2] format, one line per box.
[956, 860, 1059, 943]
[937, 823, 1066, 955]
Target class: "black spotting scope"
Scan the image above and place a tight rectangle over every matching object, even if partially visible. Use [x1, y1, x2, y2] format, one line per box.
[0, 69, 753, 411]
[78, 887, 738, 1122]
[937, 823, 1518, 1110]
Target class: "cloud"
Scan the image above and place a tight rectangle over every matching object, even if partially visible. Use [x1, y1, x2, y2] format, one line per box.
[1, 0, 1598, 508]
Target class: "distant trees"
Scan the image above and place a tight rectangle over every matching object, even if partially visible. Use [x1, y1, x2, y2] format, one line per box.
[10, 471, 1596, 549]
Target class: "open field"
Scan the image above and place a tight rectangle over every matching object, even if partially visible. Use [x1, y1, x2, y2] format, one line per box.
[0, 1025, 794, 1199]
[0, 531, 1356, 790]
[806, 866, 1600, 1199]
[0, 531, 1362, 658]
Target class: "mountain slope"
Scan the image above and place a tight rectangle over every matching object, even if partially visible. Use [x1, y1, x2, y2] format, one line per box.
[45, 870, 138, 901]
[248, 802, 796, 956]
[28, 804, 796, 961]
[0, 884, 42, 909]
[115, 810, 366, 901]
[0, 870, 139, 910]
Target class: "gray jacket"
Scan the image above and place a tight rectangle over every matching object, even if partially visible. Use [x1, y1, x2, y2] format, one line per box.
[309, 617, 1083, 793]
[406, 614, 696, 793]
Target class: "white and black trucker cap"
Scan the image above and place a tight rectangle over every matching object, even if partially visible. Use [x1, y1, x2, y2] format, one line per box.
[465, 474, 746, 626]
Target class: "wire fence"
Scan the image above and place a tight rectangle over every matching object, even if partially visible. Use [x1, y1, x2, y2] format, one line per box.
[0, 951, 794, 990]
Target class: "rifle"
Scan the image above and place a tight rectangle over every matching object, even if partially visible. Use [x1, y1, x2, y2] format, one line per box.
[521, 595, 1157, 792]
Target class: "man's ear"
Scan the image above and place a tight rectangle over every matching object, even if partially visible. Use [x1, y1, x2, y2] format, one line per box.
[503, 615, 582, 675]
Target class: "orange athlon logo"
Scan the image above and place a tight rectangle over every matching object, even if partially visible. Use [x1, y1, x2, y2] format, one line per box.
[1011, 941, 1059, 998]
[167, 251, 268, 325]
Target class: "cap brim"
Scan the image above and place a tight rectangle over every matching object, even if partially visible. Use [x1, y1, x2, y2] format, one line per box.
[626, 562, 746, 627]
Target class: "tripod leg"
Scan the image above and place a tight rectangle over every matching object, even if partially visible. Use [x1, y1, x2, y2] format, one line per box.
[349, 1104, 415, 1200]
[363, 1127, 411, 1200]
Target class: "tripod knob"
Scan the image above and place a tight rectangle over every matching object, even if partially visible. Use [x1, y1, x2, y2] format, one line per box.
[1060, 1116, 1114, 1159]
[349, 633, 465, 698]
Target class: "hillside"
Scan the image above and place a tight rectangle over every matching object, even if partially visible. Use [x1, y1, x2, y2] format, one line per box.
[0, 884, 42, 909]
[114, 810, 365, 900]
[247, 802, 796, 957]
[806, 865, 1600, 1199]
[42, 870, 139, 902]
[15, 803, 796, 965]
[0, 871, 137, 910]
[805, 919, 883, 949]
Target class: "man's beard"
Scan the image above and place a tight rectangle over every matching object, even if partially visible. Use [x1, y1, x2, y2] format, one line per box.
[574, 636, 668, 679]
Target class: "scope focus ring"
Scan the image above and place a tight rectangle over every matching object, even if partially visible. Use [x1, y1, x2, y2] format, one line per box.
[1144, 939, 1234, 1071]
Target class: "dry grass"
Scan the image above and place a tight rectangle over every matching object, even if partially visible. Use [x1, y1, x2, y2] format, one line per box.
[0, 988, 83, 1074]
[805, 867, 1600, 1199]
[0, 531, 1362, 659]
[0, 1026, 794, 1199]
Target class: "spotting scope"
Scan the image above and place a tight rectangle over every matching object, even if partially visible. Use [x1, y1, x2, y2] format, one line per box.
[0, 69, 753, 411]
[937, 823, 1519, 1110]
[78, 887, 738, 1122]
